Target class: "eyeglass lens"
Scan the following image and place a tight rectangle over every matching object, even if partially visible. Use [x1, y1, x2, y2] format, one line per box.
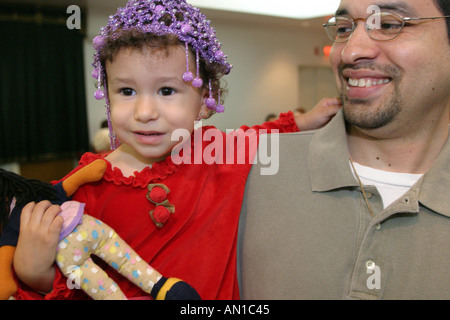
[325, 12, 404, 42]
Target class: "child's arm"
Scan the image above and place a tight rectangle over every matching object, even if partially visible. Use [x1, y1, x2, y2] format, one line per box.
[13, 201, 63, 293]
[241, 97, 342, 134]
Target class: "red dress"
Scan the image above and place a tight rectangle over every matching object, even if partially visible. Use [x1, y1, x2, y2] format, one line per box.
[14, 113, 298, 300]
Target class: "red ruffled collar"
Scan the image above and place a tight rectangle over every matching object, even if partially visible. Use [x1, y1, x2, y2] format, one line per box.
[78, 151, 182, 188]
[78, 126, 216, 188]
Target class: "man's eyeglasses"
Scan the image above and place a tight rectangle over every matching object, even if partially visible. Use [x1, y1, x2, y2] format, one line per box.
[323, 11, 450, 43]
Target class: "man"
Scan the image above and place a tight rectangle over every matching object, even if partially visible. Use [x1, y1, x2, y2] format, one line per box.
[238, 0, 450, 299]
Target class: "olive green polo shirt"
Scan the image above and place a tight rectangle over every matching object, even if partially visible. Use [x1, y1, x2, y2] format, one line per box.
[238, 111, 450, 299]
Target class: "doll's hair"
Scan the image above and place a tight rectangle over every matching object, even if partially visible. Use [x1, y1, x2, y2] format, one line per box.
[0, 169, 57, 234]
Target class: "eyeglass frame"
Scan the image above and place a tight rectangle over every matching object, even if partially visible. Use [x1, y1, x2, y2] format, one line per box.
[323, 11, 450, 43]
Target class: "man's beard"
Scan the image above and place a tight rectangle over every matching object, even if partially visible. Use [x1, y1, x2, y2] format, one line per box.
[341, 92, 401, 130]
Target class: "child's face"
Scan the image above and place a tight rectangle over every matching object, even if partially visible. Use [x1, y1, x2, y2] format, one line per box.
[106, 45, 207, 163]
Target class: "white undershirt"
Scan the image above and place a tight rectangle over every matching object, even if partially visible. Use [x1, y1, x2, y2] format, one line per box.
[350, 162, 423, 209]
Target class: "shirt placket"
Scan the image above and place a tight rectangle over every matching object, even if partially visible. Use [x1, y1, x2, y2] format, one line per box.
[347, 187, 420, 299]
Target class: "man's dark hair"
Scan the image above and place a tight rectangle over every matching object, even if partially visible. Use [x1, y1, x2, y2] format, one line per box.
[434, 0, 450, 39]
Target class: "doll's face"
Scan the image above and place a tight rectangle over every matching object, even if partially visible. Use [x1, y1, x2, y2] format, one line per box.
[106, 45, 208, 164]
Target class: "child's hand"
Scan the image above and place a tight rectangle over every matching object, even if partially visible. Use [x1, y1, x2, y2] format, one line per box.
[13, 201, 64, 293]
[295, 97, 342, 131]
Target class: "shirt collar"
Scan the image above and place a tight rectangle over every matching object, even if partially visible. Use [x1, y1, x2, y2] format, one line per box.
[309, 110, 358, 191]
[309, 111, 450, 217]
[418, 131, 450, 217]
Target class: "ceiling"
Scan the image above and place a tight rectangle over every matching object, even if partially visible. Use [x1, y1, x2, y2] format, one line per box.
[3, 0, 335, 30]
[188, 0, 340, 19]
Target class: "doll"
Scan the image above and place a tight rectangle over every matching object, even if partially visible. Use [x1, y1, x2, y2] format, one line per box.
[0, 159, 200, 300]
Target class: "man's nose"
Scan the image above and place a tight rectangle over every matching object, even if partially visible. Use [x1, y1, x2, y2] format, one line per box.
[339, 21, 381, 65]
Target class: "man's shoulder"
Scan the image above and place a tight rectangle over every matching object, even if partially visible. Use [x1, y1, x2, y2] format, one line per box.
[263, 129, 317, 147]
[262, 129, 318, 139]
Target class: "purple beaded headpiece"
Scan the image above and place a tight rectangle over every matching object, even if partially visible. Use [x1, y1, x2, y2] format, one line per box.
[91, 0, 232, 150]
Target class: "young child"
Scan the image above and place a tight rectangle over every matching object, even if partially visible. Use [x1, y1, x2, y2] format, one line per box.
[12, 0, 340, 300]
